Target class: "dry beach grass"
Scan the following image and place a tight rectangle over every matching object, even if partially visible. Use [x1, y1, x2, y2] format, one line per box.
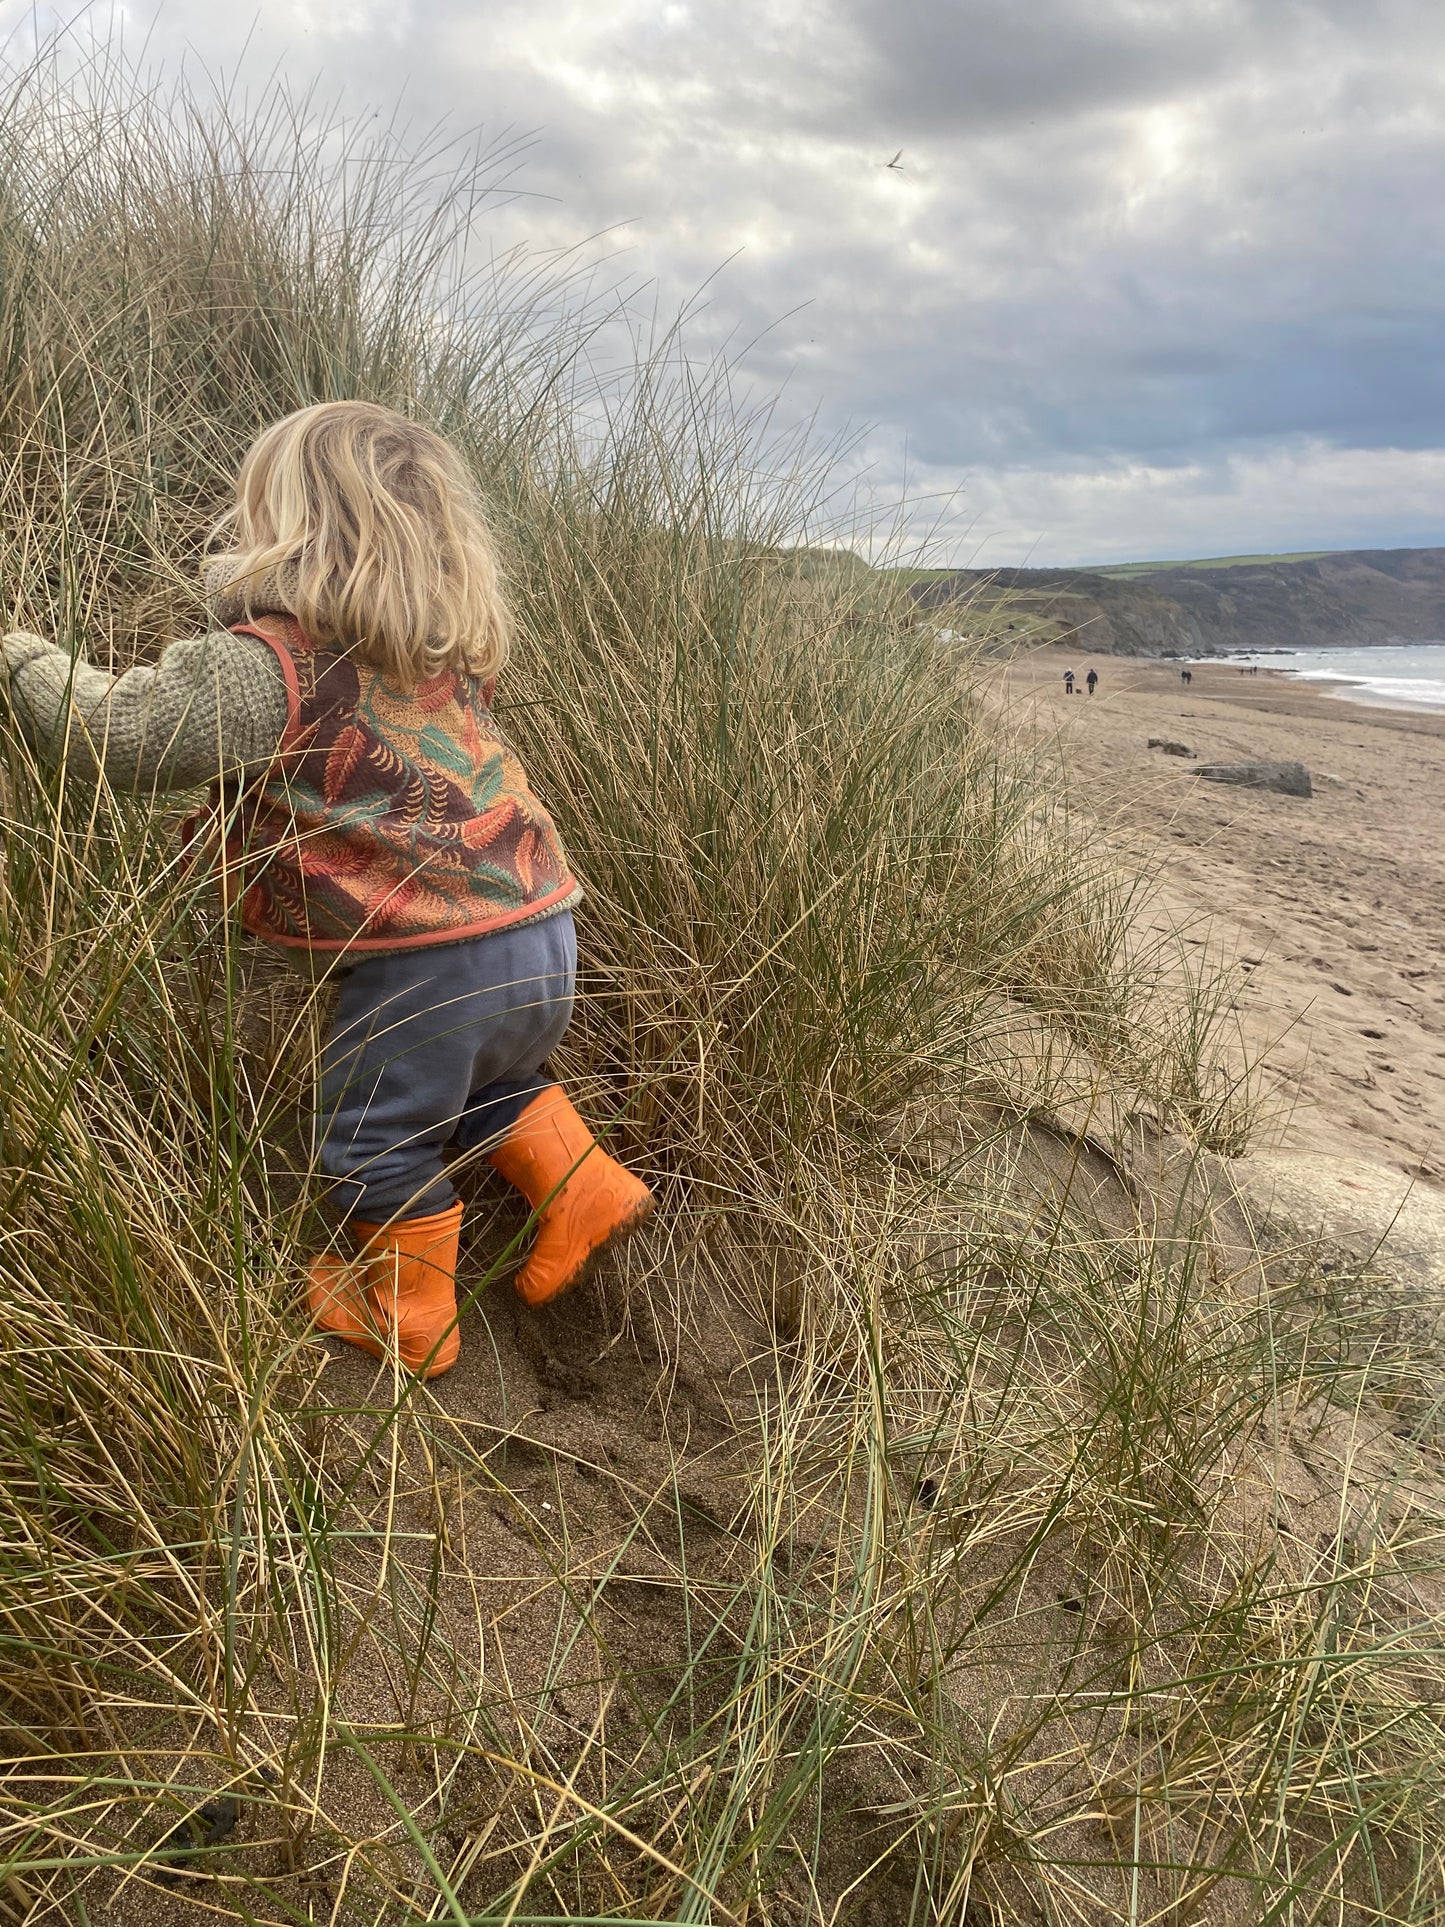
[0, 47, 1443, 1927]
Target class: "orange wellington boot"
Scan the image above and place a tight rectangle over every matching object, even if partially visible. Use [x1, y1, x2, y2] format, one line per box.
[306, 1200, 464, 1378]
[486, 1087, 654, 1307]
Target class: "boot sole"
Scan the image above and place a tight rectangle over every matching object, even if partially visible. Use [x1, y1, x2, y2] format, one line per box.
[516, 1192, 657, 1309]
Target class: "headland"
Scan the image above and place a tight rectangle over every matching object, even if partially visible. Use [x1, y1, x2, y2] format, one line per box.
[916, 545, 1445, 655]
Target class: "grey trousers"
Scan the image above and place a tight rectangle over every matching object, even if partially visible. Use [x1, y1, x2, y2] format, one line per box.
[315, 911, 576, 1222]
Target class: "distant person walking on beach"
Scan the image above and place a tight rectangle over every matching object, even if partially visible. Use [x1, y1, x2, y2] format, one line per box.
[1180, 667, 1192, 686]
[1086, 668, 1098, 696]
[1064, 668, 1076, 696]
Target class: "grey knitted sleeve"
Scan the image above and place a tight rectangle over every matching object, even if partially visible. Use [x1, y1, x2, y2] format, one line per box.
[0, 628, 290, 792]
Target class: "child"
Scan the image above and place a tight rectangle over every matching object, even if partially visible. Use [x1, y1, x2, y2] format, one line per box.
[1, 399, 654, 1379]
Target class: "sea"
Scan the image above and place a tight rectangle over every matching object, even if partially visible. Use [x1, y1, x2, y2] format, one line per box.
[1223, 641, 1445, 713]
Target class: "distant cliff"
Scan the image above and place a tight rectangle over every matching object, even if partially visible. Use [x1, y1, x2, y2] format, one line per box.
[909, 546, 1445, 655]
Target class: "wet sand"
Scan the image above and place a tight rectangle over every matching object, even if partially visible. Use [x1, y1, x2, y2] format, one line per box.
[1001, 648, 1445, 1179]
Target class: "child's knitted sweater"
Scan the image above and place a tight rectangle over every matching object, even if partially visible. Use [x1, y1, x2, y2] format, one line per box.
[0, 614, 289, 790]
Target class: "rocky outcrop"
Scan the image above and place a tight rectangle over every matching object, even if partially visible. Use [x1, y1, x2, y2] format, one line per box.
[910, 545, 1445, 656]
[1192, 760, 1312, 797]
[1150, 547, 1445, 652]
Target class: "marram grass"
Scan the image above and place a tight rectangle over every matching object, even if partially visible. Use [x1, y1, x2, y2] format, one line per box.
[0, 42, 1442, 1927]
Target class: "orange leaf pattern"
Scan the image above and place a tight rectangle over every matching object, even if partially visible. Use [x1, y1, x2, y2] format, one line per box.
[203, 617, 577, 952]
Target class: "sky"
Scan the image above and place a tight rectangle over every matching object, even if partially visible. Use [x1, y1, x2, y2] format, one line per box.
[6, 0, 1445, 566]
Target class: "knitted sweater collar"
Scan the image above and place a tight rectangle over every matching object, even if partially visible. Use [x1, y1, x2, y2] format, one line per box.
[204, 556, 302, 629]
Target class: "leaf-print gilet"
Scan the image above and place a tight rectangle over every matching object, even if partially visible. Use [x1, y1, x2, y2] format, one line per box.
[210, 615, 578, 952]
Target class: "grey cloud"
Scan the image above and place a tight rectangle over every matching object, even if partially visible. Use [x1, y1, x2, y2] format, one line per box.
[829, 0, 1246, 136]
[8, 0, 1445, 561]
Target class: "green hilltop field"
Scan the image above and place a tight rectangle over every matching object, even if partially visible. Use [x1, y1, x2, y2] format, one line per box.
[1087, 548, 1335, 576]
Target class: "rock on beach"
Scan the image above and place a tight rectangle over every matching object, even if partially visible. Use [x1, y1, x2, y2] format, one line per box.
[1191, 759, 1312, 797]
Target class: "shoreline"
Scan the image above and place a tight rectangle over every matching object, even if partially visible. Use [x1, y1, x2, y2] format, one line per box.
[1165, 644, 1445, 718]
[1001, 645, 1445, 1181]
[1189, 665, 1445, 721]
[1315, 679, 1445, 715]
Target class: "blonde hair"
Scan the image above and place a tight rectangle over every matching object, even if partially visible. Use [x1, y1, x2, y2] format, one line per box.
[214, 400, 510, 689]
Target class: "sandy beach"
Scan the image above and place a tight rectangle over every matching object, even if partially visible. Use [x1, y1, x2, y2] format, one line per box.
[1001, 647, 1445, 1181]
